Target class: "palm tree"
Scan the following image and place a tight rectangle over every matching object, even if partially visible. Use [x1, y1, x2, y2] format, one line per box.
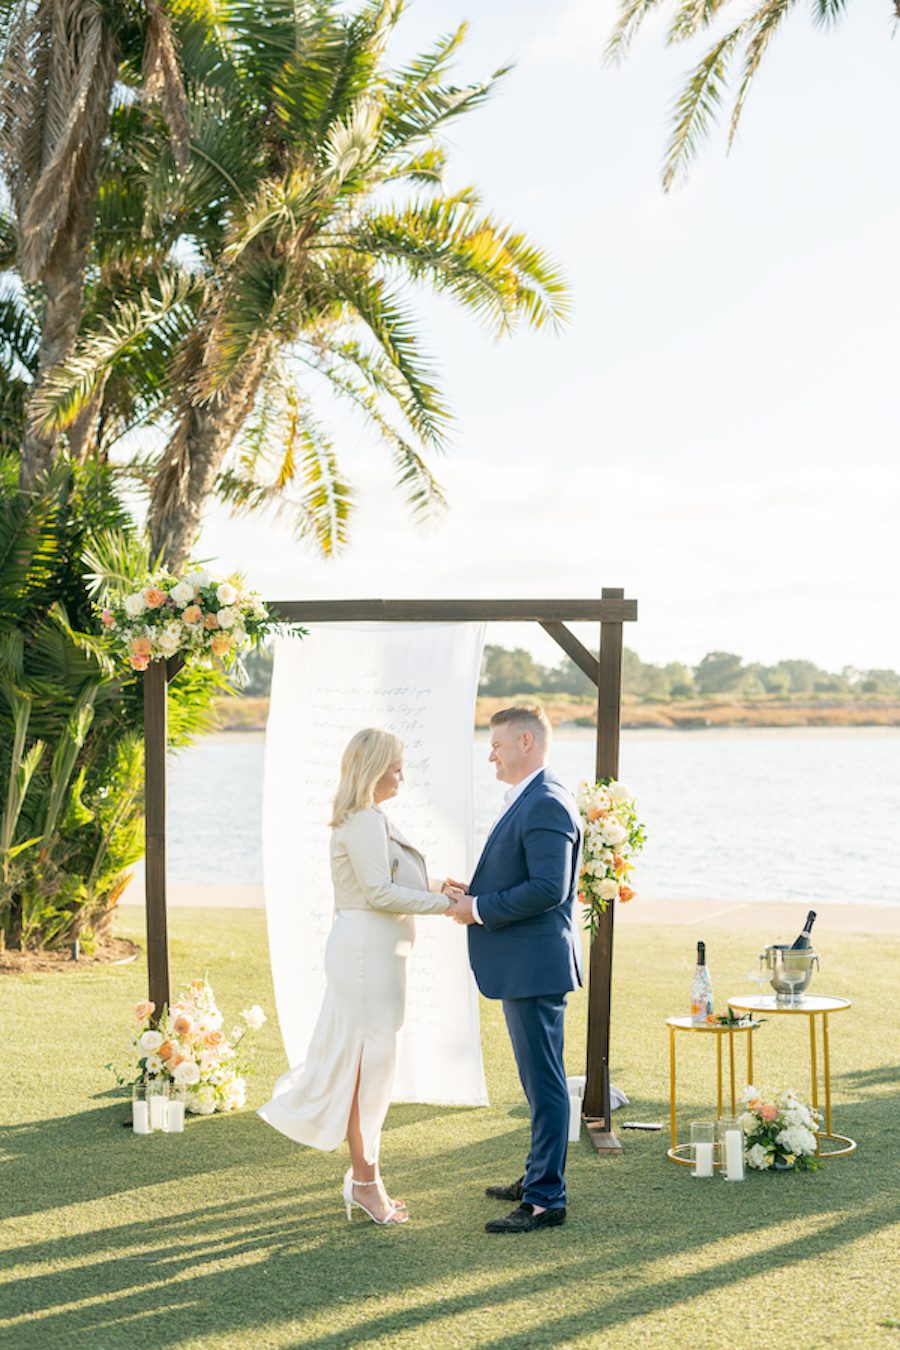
[32, 0, 569, 568]
[607, 0, 854, 190]
[0, 0, 188, 486]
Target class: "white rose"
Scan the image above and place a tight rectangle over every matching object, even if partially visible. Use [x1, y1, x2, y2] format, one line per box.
[597, 878, 619, 901]
[216, 582, 237, 606]
[241, 1004, 266, 1031]
[608, 782, 633, 803]
[170, 581, 194, 607]
[216, 606, 237, 629]
[601, 821, 628, 847]
[124, 592, 146, 618]
[138, 1029, 163, 1054]
[156, 632, 180, 655]
[173, 1059, 201, 1086]
[746, 1143, 773, 1170]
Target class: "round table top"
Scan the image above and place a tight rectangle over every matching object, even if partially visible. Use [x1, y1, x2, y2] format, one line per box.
[666, 1015, 758, 1033]
[727, 994, 851, 1015]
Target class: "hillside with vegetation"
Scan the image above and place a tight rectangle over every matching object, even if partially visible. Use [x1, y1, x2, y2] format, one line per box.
[214, 645, 900, 730]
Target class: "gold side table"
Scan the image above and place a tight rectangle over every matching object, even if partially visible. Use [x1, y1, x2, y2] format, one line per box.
[666, 1016, 759, 1167]
[727, 994, 856, 1159]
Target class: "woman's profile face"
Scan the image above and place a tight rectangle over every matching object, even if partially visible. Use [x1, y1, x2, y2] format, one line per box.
[373, 759, 404, 804]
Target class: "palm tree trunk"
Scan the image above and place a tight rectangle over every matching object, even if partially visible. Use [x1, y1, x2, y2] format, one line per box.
[148, 352, 272, 569]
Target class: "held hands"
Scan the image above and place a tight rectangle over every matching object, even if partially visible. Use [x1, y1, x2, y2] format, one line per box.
[444, 887, 476, 926]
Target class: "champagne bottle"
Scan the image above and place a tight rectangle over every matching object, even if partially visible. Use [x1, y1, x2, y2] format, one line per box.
[790, 910, 817, 951]
[690, 940, 714, 1024]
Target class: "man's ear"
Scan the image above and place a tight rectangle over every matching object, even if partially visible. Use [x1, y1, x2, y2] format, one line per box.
[521, 731, 534, 752]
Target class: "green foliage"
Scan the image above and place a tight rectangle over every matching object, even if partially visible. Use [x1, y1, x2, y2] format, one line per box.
[0, 459, 229, 950]
[607, 0, 853, 190]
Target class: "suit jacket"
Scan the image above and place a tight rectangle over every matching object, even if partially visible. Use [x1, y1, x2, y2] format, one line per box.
[467, 769, 584, 1000]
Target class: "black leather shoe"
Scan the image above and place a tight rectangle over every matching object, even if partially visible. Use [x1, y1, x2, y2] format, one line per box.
[485, 1175, 525, 1202]
[485, 1204, 567, 1234]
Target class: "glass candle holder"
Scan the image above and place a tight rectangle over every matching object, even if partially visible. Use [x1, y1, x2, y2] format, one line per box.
[718, 1116, 745, 1181]
[690, 1121, 716, 1178]
[147, 1079, 170, 1132]
[132, 1082, 151, 1135]
[166, 1087, 186, 1134]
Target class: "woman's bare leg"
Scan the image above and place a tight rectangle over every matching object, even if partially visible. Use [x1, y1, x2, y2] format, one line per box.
[346, 1067, 404, 1220]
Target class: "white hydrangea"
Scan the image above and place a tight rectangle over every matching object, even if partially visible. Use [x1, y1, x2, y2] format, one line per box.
[746, 1143, 773, 1170]
[189, 1085, 217, 1115]
[597, 878, 619, 901]
[776, 1125, 818, 1157]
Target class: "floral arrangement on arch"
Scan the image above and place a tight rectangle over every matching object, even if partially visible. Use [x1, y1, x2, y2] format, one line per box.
[576, 778, 646, 936]
[129, 977, 266, 1115]
[740, 1086, 822, 1171]
[99, 565, 270, 671]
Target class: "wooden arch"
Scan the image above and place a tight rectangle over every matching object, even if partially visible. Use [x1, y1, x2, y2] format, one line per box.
[142, 587, 638, 1150]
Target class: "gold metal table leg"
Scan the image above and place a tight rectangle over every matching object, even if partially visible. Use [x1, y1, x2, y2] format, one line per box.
[716, 1032, 723, 1119]
[669, 1026, 677, 1153]
[728, 1030, 736, 1114]
[809, 1014, 819, 1154]
[823, 1012, 832, 1137]
[748, 1026, 754, 1087]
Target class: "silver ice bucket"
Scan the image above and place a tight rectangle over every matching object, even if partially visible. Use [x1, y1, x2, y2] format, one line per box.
[761, 944, 820, 1005]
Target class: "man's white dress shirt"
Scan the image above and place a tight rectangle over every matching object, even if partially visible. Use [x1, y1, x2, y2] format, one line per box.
[470, 767, 545, 925]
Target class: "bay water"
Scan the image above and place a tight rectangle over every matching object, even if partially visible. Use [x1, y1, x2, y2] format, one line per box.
[152, 727, 900, 908]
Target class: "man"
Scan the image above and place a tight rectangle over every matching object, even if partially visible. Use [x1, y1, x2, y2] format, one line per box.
[445, 705, 583, 1234]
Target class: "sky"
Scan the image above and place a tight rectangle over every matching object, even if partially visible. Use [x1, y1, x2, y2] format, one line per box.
[191, 0, 900, 672]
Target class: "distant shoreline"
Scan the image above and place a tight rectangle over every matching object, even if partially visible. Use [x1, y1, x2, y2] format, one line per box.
[213, 695, 900, 732]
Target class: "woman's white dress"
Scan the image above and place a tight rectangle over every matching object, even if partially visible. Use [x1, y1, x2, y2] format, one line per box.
[257, 806, 448, 1163]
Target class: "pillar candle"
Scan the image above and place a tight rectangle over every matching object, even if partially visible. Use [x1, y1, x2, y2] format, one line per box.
[693, 1142, 714, 1177]
[167, 1099, 185, 1133]
[567, 1096, 582, 1142]
[724, 1129, 745, 1180]
[149, 1093, 167, 1131]
[132, 1101, 151, 1135]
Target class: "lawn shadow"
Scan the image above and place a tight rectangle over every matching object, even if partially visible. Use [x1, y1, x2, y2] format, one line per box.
[2, 1087, 897, 1349]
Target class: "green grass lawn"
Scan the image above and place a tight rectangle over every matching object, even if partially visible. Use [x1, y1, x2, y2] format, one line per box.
[1, 907, 898, 1350]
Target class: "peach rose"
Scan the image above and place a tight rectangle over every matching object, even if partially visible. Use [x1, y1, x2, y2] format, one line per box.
[191, 979, 204, 989]
[169, 1051, 186, 1069]
[205, 1030, 225, 1049]
[130, 655, 149, 671]
[587, 806, 608, 822]
[134, 999, 155, 1022]
[131, 636, 153, 658]
[618, 885, 636, 903]
[158, 1040, 175, 1060]
[101, 609, 115, 627]
[577, 890, 588, 905]
[143, 587, 167, 609]
[203, 612, 219, 629]
[174, 1014, 193, 1036]
[760, 1103, 779, 1122]
[211, 633, 232, 657]
[613, 854, 625, 872]
[748, 1097, 762, 1112]
[182, 605, 202, 625]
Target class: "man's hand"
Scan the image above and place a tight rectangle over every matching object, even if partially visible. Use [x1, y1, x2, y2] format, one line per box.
[441, 877, 470, 896]
[446, 888, 476, 925]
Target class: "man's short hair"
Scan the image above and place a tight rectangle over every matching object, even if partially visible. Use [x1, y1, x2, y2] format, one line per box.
[489, 704, 552, 747]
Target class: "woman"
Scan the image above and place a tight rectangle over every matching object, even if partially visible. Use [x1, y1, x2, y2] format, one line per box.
[258, 728, 450, 1225]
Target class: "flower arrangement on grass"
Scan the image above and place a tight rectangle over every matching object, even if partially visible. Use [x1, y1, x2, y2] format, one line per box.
[740, 1086, 822, 1171]
[99, 566, 271, 671]
[130, 978, 266, 1115]
[576, 778, 646, 935]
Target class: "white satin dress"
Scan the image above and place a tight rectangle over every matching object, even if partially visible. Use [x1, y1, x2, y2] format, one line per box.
[258, 806, 449, 1163]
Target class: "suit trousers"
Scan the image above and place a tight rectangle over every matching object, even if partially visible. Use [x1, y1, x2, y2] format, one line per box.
[501, 993, 569, 1209]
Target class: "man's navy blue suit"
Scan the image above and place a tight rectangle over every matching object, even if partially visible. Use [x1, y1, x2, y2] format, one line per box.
[468, 768, 583, 1211]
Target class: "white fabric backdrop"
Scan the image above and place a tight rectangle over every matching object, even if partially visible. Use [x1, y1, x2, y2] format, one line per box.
[262, 622, 488, 1106]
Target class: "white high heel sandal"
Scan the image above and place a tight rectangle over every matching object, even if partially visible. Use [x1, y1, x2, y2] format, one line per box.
[342, 1170, 409, 1225]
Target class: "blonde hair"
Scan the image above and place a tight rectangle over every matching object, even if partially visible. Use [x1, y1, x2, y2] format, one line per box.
[330, 728, 404, 828]
[489, 703, 552, 748]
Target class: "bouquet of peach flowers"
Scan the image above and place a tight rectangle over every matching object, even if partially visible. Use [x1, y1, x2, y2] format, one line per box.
[99, 565, 270, 671]
[129, 977, 266, 1115]
[576, 778, 646, 935]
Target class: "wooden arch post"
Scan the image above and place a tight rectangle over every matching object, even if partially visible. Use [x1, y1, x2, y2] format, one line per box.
[141, 593, 637, 1149]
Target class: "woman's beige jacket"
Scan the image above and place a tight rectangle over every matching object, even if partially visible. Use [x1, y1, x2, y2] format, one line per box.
[330, 806, 450, 915]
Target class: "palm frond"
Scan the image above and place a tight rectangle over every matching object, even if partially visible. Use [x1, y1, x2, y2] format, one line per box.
[663, 26, 745, 191]
[811, 0, 848, 24]
[728, 0, 796, 144]
[31, 269, 203, 431]
[0, 279, 39, 376]
[666, 0, 734, 42]
[605, 0, 668, 62]
[81, 528, 152, 601]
